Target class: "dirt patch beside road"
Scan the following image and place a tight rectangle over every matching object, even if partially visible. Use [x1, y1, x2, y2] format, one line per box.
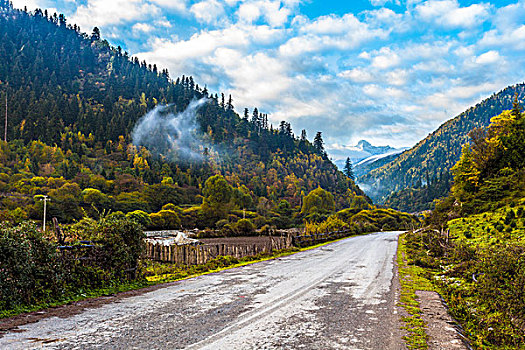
[416, 290, 471, 350]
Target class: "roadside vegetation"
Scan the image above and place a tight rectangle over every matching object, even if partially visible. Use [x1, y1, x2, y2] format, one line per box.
[403, 98, 525, 349]
[0, 214, 145, 318]
[1, 209, 398, 319]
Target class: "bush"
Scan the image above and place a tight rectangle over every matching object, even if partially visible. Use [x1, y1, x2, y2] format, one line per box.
[476, 245, 525, 346]
[94, 216, 145, 279]
[0, 217, 145, 312]
[234, 219, 256, 236]
[126, 210, 153, 229]
[0, 222, 63, 310]
[149, 210, 181, 230]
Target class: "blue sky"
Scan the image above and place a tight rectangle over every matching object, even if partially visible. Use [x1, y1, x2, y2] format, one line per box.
[11, 0, 525, 161]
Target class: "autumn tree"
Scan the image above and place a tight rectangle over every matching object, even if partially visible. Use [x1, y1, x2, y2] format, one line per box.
[301, 187, 335, 215]
[201, 175, 234, 223]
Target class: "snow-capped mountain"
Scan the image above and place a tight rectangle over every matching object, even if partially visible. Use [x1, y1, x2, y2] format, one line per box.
[331, 140, 408, 177]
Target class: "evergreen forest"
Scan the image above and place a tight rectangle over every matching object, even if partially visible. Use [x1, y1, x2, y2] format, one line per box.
[0, 2, 375, 230]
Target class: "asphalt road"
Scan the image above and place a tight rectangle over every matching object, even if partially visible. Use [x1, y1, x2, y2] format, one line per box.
[1, 231, 405, 350]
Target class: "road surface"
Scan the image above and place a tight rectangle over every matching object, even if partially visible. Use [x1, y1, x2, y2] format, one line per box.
[1, 231, 405, 349]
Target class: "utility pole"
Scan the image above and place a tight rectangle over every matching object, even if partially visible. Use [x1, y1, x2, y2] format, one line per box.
[40, 195, 50, 232]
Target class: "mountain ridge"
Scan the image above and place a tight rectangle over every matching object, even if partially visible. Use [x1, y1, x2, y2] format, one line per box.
[358, 83, 525, 205]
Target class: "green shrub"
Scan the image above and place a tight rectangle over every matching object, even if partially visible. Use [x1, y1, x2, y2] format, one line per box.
[0, 217, 145, 313]
[149, 210, 181, 230]
[234, 219, 256, 236]
[0, 222, 63, 310]
[126, 210, 153, 229]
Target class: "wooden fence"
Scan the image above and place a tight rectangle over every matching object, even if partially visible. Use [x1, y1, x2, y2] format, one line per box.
[145, 235, 293, 265]
[292, 229, 352, 247]
[145, 229, 355, 265]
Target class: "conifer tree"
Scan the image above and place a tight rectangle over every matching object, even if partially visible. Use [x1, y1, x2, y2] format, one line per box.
[91, 27, 100, 41]
[343, 157, 354, 180]
[511, 92, 522, 119]
[300, 129, 307, 142]
[313, 132, 324, 153]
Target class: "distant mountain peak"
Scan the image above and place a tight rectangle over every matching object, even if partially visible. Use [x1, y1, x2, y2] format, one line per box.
[354, 140, 396, 156]
[332, 140, 405, 175]
[356, 140, 372, 149]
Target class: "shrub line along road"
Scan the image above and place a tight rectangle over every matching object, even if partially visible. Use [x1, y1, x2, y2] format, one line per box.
[1, 231, 405, 349]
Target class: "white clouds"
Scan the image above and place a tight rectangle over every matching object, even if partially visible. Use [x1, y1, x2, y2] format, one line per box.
[426, 82, 502, 109]
[386, 69, 409, 86]
[149, 0, 186, 12]
[338, 68, 375, 83]
[415, 0, 490, 28]
[209, 49, 292, 107]
[236, 0, 292, 27]
[279, 14, 389, 56]
[133, 23, 154, 34]
[474, 50, 501, 65]
[480, 25, 525, 50]
[301, 13, 363, 35]
[43, 0, 525, 150]
[370, 48, 401, 69]
[70, 0, 160, 29]
[363, 84, 405, 98]
[155, 19, 172, 28]
[190, 0, 226, 25]
[492, 0, 525, 31]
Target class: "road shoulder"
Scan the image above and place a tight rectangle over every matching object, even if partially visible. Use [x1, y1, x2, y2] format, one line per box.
[397, 232, 470, 350]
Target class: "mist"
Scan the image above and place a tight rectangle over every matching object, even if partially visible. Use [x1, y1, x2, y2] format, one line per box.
[131, 99, 209, 162]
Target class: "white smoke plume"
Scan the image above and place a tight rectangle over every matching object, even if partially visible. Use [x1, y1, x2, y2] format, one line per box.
[131, 99, 209, 162]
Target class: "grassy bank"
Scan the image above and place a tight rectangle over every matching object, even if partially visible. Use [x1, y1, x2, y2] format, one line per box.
[397, 232, 435, 350]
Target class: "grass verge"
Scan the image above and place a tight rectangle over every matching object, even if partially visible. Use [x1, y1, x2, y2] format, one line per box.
[397, 232, 435, 350]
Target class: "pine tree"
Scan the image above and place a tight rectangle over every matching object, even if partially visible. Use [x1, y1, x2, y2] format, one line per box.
[511, 92, 522, 119]
[227, 95, 233, 111]
[313, 132, 324, 153]
[91, 27, 100, 41]
[344, 157, 354, 180]
[300, 129, 307, 142]
[251, 108, 259, 130]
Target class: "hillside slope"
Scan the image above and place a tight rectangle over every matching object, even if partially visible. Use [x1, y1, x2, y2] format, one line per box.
[358, 83, 525, 204]
[405, 100, 525, 348]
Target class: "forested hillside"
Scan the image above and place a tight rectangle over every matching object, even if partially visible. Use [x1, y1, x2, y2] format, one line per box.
[405, 98, 525, 347]
[359, 83, 525, 209]
[0, 2, 366, 228]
